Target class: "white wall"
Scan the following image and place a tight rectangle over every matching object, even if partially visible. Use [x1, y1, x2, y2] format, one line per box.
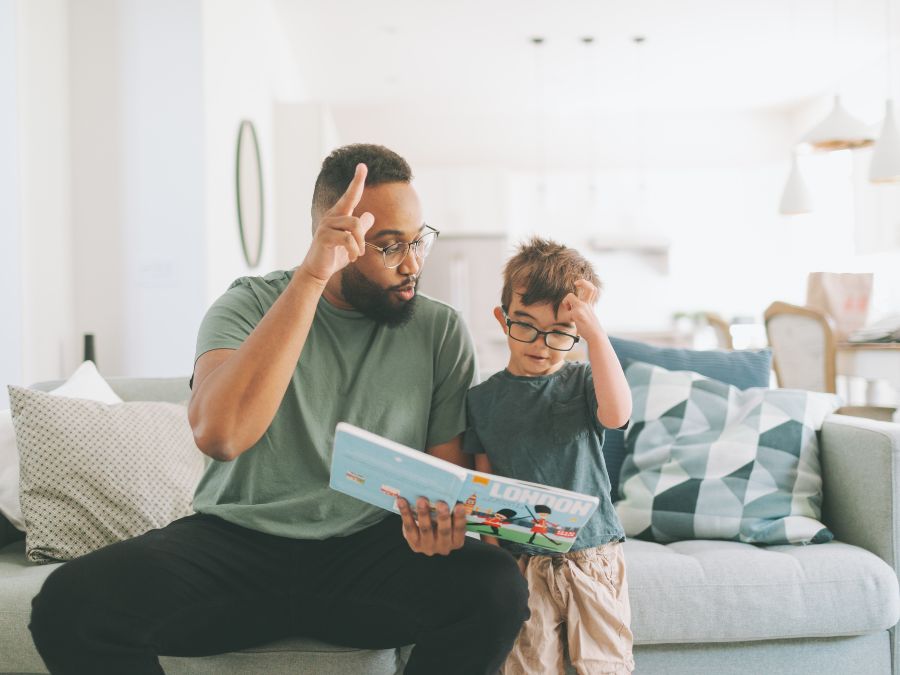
[0, 0, 22, 407]
[407, 109, 803, 333]
[201, 0, 305, 301]
[62, 0, 307, 379]
[68, 0, 207, 378]
[272, 102, 341, 270]
[16, 0, 76, 386]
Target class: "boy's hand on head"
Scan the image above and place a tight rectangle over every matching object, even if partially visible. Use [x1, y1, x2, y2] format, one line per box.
[560, 279, 604, 342]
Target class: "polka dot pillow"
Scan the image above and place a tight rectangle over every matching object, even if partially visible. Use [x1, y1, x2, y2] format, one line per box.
[8, 386, 205, 563]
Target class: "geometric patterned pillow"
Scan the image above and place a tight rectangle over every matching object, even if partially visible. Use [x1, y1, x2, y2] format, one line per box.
[8, 386, 205, 563]
[603, 337, 773, 500]
[615, 361, 841, 545]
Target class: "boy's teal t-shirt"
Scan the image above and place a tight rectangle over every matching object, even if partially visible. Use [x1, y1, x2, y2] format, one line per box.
[463, 361, 625, 555]
[192, 269, 477, 540]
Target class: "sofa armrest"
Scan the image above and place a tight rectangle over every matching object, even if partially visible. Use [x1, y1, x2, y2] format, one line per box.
[820, 413, 900, 675]
[820, 413, 900, 567]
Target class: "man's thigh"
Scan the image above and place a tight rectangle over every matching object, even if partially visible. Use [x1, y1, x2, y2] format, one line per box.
[296, 516, 522, 649]
[36, 513, 296, 657]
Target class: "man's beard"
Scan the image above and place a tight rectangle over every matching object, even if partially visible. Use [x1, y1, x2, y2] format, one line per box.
[341, 266, 418, 328]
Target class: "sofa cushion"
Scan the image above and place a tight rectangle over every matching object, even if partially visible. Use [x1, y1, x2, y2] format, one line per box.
[8, 386, 205, 563]
[624, 538, 900, 644]
[605, 337, 772, 499]
[616, 361, 839, 545]
[1, 361, 124, 541]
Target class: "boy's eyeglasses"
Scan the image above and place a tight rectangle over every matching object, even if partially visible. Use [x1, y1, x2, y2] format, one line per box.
[365, 224, 440, 269]
[501, 306, 580, 352]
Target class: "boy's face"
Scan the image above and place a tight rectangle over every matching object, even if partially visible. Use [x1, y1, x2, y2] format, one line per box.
[494, 292, 576, 377]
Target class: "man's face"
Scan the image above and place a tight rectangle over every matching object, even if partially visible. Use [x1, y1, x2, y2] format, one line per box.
[495, 292, 576, 377]
[340, 182, 425, 327]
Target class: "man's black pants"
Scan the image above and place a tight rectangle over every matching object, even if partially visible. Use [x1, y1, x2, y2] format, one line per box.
[29, 513, 529, 674]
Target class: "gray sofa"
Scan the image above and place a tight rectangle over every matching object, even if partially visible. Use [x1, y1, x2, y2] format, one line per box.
[1, 376, 899, 674]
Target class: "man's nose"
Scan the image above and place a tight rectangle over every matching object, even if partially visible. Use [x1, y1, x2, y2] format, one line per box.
[398, 249, 421, 276]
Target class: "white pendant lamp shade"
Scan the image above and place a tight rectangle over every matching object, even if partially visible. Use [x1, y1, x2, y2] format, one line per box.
[802, 96, 875, 151]
[870, 100, 900, 183]
[779, 155, 813, 215]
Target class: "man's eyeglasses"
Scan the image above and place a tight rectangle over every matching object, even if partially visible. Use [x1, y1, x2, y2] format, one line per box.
[501, 306, 580, 352]
[365, 224, 440, 269]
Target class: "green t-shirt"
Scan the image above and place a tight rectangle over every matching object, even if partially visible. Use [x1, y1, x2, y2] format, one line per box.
[192, 269, 477, 540]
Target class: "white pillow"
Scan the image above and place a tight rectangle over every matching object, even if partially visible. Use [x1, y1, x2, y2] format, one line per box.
[1, 361, 122, 531]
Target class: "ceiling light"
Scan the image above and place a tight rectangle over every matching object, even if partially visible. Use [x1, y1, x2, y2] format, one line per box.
[870, 0, 900, 182]
[801, 95, 874, 151]
[779, 154, 813, 215]
[870, 100, 900, 182]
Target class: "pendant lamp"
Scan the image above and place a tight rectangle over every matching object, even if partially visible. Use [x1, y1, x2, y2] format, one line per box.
[801, 95, 874, 151]
[779, 154, 813, 215]
[870, 0, 900, 182]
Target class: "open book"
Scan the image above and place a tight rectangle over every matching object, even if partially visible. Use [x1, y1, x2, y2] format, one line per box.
[329, 422, 599, 552]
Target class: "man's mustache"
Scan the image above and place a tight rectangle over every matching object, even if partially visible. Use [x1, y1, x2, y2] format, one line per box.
[389, 276, 417, 291]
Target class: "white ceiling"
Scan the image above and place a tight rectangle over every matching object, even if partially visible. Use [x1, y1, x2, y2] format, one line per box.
[272, 0, 893, 166]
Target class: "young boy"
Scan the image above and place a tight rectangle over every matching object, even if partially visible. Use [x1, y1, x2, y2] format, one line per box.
[464, 237, 634, 675]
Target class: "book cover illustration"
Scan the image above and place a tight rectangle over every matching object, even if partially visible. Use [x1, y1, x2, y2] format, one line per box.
[460, 472, 598, 552]
[330, 423, 600, 552]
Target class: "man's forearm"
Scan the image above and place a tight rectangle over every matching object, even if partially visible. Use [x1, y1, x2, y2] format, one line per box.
[188, 271, 326, 460]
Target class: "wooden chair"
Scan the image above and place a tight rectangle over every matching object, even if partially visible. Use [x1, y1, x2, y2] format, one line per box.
[763, 301, 895, 421]
[702, 312, 734, 350]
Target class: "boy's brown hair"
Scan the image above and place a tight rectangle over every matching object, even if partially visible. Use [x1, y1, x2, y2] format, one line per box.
[501, 237, 601, 314]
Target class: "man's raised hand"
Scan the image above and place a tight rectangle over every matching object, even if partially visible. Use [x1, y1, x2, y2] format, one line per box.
[298, 163, 374, 284]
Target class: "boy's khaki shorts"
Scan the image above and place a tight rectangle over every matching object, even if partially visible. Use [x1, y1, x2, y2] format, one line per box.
[501, 542, 634, 675]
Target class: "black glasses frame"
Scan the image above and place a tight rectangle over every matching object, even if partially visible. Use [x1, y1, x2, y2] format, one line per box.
[500, 305, 580, 352]
[364, 224, 440, 269]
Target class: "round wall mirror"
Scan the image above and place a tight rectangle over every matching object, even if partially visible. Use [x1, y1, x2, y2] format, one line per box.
[235, 119, 264, 268]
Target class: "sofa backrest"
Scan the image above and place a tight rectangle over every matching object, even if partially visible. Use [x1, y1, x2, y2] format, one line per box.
[30, 376, 191, 404]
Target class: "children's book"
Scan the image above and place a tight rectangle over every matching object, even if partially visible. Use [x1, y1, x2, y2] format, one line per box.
[330, 422, 599, 552]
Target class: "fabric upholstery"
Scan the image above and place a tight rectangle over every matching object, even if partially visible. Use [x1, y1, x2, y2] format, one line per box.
[625, 539, 899, 643]
[617, 361, 839, 544]
[604, 337, 772, 499]
[8, 386, 205, 563]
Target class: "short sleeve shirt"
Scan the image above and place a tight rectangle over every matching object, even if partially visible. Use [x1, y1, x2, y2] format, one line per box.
[192, 269, 478, 540]
[463, 361, 625, 555]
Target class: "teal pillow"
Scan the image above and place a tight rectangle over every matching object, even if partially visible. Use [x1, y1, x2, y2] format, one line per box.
[605, 337, 772, 500]
[615, 361, 840, 545]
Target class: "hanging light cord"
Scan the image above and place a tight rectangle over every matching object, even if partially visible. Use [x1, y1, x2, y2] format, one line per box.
[887, 0, 894, 99]
[531, 37, 546, 183]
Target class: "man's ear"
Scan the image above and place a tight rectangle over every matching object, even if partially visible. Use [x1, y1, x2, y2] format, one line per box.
[493, 306, 506, 332]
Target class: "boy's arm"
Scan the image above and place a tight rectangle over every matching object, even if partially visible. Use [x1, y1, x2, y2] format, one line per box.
[561, 280, 632, 429]
[474, 454, 501, 547]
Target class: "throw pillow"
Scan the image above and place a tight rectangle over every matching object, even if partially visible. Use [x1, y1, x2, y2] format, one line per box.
[615, 360, 840, 545]
[8, 386, 205, 563]
[0, 361, 123, 534]
[605, 336, 772, 500]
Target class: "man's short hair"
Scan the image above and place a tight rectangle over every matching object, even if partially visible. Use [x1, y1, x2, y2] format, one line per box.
[501, 237, 601, 314]
[311, 144, 413, 229]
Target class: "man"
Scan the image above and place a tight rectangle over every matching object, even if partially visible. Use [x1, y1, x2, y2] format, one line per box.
[29, 144, 529, 674]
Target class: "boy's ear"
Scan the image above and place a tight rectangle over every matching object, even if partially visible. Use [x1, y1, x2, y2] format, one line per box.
[493, 306, 506, 331]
